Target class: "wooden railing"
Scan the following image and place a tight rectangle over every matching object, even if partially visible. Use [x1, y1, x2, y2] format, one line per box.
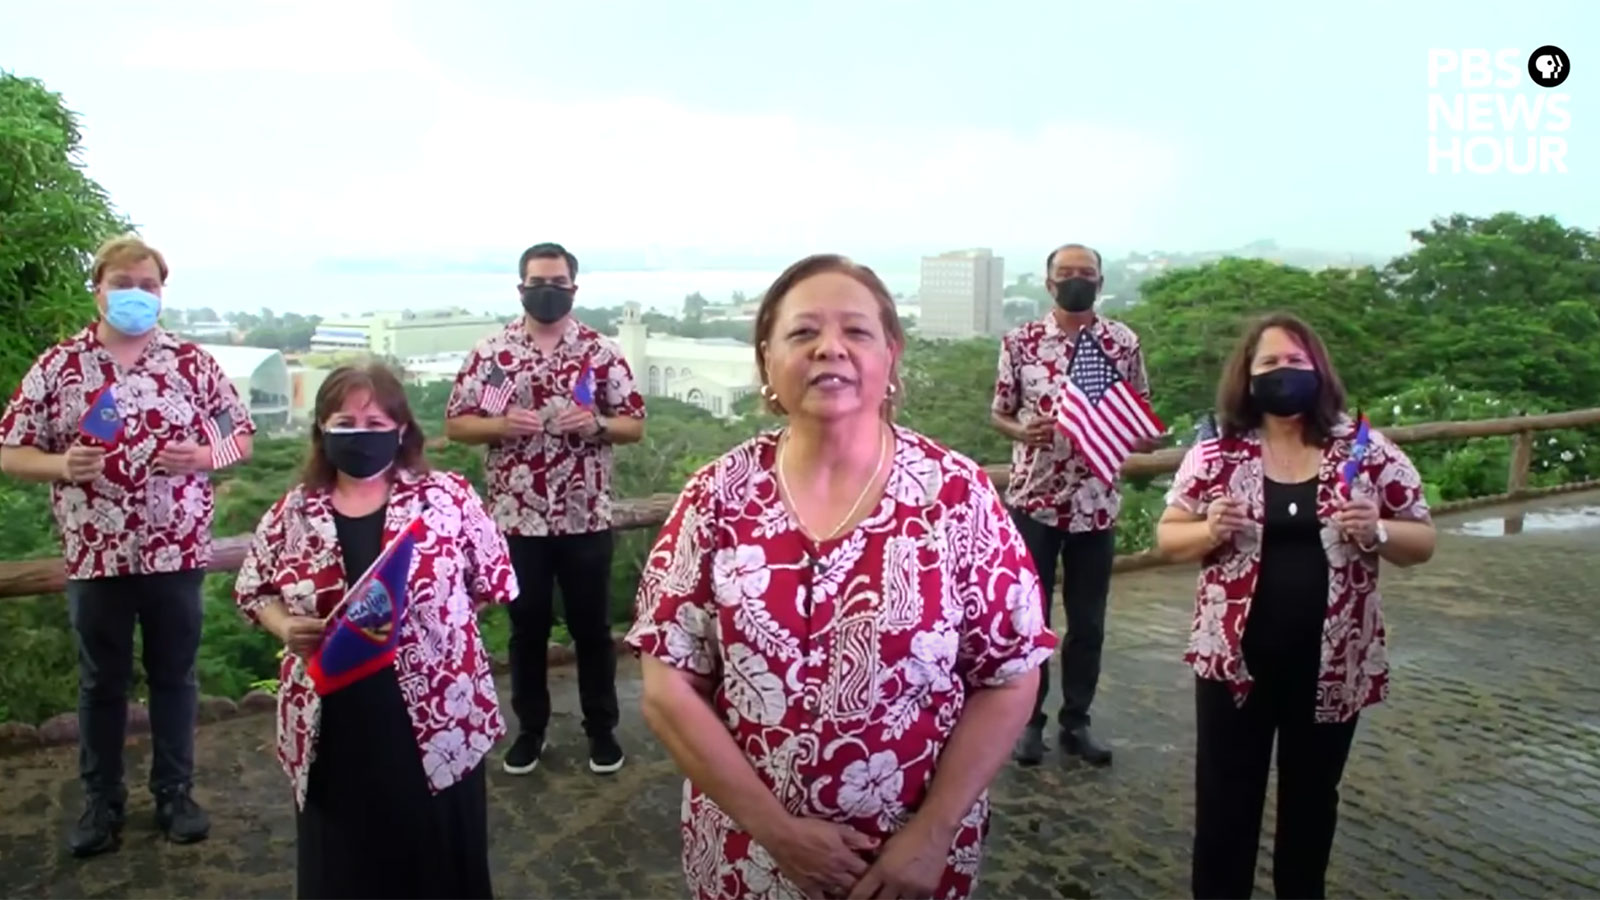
[1, 407, 1598, 598]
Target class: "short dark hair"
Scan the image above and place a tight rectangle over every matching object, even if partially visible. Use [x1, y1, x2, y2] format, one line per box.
[301, 363, 429, 490]
[1215, 312, 1348, 446]
[518, 242, 579, 281]
[1045, 243, 1103, 274]
[752, 253, 906, 421]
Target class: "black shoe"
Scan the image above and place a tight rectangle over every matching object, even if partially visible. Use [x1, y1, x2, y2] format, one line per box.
[1061, 727, 1113, 766]
[1013, 725, 1047, 767]
[503, 733, 548, 775]
[68, 794, 125, 858]
[155, 787, 210, 844]
[588, 732, 625, 775]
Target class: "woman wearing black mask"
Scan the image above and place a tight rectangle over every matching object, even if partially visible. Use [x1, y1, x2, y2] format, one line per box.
[234, 363, 517, 899]
[1156, 313, 1436, 899]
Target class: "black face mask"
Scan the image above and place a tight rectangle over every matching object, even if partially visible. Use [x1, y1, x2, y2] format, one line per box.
[1249, 367, 1321, 418]
[1053, 277, 1098, 313]
[521, 284, 574, 324]
[322, 428, 400, 480]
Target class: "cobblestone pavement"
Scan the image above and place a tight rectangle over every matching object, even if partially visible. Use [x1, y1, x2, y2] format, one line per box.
[2, 493, 1598, 899]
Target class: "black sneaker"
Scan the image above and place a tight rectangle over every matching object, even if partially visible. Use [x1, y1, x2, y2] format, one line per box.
[588, 732, 625, 774]
[1061, 727, 1113, 767]
[68, 794, 125, 858]
[1013, 724, 1047, 767]
[503, 733, 548, 775]
[155, 787, 210, 844]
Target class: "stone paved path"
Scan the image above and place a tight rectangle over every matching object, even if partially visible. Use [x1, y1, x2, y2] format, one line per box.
[2, 493, 1598, 899]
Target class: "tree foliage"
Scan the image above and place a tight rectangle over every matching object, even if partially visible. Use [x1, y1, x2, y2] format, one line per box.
[0, 72, 129, 390]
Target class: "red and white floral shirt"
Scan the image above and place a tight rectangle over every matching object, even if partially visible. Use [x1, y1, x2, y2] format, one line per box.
[626, 426, 1059, 900]
[1164, 416, 1432, 723]
[991, 314, 1151, 533]
[0, 324, 256, 580]
[445, 318, 647, 537]
[233, 468, 518, 809]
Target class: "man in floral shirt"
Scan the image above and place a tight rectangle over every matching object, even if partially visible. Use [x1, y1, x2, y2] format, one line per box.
[445, 242, 646, 778]
[0, 236, 256, 856]
[990, 242, 1156, 768]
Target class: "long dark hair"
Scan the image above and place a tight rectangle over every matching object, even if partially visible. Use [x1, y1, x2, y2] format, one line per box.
[301, 363, 429, 489]
[1215, 312, 1348, 446]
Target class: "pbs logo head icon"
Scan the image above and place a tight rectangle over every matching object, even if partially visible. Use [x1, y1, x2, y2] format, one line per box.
[1527, 45, 1570, 88]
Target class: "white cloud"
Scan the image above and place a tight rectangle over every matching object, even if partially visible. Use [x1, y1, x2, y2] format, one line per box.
[125, 0, 434, 75]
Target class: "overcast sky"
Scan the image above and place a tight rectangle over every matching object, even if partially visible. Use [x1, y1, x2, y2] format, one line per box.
[2, 0, 1595, 273]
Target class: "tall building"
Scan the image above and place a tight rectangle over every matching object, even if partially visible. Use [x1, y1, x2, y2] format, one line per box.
[916, 248, 1006, 339]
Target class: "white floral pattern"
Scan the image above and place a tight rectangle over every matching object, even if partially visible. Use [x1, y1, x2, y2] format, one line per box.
[991, 314, 1151, 532]
[444, 318, 646, 537]
[627, 426, 1058, 900]
[233, 469, 518, 809]
[1164, 416, 1431, 722]
[0, 325, 255, 579]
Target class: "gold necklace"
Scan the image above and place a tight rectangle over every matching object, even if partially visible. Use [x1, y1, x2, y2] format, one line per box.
[777, 425, 890, 542]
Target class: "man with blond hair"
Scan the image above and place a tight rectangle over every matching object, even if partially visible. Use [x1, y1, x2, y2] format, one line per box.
[0, 235, 257, 856]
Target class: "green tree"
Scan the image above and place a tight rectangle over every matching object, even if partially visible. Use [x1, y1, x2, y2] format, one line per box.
[0, 72, 130, 390]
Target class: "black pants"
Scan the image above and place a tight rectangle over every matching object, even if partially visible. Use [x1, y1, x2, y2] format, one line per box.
[506, 531, 618, 739]
[65, 569, 206, 801]
[1191, 675, 1359, 899]
[1010, 511, 1115, 731]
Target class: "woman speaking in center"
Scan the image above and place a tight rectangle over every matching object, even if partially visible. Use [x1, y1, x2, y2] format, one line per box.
[627, 253, 1058, 900]
[1156, 313, 1436, 900]
[234, 363, 517, 899]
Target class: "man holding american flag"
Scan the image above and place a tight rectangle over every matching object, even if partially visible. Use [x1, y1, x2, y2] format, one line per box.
[991, 242, 1160, 769]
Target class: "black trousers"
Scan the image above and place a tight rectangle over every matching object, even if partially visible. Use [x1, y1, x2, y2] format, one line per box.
[1010, 511, 1115, 731]
[1191, 675, 1359, 899]
[505, 531, 618, 739]
[64, 569, 206, 800]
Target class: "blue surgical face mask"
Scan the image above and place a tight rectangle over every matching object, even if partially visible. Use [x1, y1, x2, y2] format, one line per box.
[104, 288, 161, 336]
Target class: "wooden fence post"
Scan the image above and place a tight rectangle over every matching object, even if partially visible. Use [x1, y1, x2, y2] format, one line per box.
[1506, 411, 1534, 499]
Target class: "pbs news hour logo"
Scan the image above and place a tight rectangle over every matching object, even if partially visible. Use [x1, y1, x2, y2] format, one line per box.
[1427, 46, 1571, 175]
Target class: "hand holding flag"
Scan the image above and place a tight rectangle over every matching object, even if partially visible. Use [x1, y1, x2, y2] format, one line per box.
[1056, 328, 1166, 485]
[307, 514, 423, 695]
[1173, 412, 1221, 489]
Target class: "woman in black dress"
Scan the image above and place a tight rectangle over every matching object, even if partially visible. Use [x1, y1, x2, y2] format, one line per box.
[235, 363, 519, 898]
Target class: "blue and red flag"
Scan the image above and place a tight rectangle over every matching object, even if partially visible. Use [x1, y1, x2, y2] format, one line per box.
[79, 384, 123, 443]
[572, 359, 597, 409]
[1340, 409, 1371, 498]
[306, 514, 423, 695]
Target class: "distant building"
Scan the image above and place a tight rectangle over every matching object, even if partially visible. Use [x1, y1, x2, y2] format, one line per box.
[310, 309, 504, 359]
[616, 302, 759, 418]
[196, 344, 292, 432]
[916, 248, 1005, 339]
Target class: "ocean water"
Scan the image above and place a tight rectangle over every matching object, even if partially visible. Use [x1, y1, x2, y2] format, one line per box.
[160, 267, 921, 319]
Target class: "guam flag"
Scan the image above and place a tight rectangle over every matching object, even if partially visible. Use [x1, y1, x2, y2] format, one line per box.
[79, 384, 123, 443]
[306, 514, 423, 695]
[572, 359, 597, 409]
[1340, 409, 1371, 498]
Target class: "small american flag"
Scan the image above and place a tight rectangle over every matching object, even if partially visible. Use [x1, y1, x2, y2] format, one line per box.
[479, 361, 514, 416]
[202, 410, 243, 468]
[1056, 327, 1166, 485]
[1172, 414, 1220, 488]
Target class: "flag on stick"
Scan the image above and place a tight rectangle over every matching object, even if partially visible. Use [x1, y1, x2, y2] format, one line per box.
[201, 410, 244, 468]
[79, 384, 123, 443]
[306, 515, 423, 695]
[572, 359, 596, 408]
[479, 361, 514, 416]
[1340, 409, 1371, 498]
[1173, 413, 1220, 488]
[1055, 327, 1166, 485]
